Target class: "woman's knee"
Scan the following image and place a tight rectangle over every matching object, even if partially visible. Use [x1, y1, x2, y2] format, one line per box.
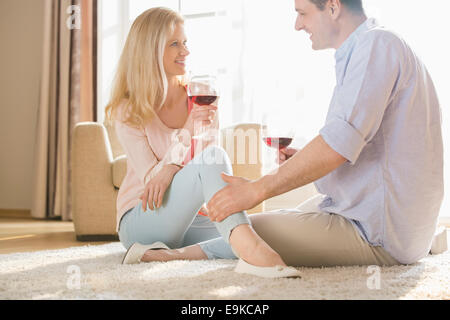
[197, 145, 231, 167]
[199, 146, 233, 178]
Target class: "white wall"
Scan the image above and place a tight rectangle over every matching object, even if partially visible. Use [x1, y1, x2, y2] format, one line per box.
[0, 0, 45, 210]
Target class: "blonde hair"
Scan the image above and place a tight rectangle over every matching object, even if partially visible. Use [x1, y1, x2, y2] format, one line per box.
[104, 7, 185, 129]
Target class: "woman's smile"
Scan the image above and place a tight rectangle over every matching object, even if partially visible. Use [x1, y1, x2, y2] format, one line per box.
[175, 59, 186, 66]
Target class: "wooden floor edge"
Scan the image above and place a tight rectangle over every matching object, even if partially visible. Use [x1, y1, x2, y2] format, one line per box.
[0, 209, 32, 219]
[0, 209, 449, 227]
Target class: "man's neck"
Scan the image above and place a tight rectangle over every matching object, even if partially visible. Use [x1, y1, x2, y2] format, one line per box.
[333, 12, 368, 49]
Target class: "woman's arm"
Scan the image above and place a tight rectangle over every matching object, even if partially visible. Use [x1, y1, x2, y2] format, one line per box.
[115, 118, 190, 210]
[146, 127, 191, 182]
[114, 118, 190, 185]
[140, 163, 181, 210]
[193, 106, 220, 155]
[114, 120, 160, 186]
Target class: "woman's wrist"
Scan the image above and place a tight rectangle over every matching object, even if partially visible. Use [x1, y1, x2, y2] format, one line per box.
[182, 121, 194, 137]
[165, 163, 182, 175]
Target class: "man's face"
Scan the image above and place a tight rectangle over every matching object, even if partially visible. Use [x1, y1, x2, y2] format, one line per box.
[294, 0, 336, 50]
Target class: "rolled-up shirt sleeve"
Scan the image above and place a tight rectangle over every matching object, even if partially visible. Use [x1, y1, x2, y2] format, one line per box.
[320, 35, 401, 164]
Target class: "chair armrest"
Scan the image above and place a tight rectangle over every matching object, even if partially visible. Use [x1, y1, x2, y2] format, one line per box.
[71, 122, 118, 237]
[221, 123, 264, 213]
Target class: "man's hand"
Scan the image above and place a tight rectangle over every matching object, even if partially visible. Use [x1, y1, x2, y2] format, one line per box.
[140, 164, 180, 211]
[207, 173, 263, 222]
[277, 147, 299, 165]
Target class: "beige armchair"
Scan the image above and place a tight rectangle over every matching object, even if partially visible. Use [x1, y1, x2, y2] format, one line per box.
[71, 122, 267, 241]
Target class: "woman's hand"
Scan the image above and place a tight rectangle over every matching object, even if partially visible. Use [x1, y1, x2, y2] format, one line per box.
[139, 164, 180, 211]
[199, 204, 209, 215]
[183, 103, 218, 137]
[277, 147, 299, 165]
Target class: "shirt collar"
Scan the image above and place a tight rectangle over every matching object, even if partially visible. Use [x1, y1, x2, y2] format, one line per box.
[335, 18, 379, 61]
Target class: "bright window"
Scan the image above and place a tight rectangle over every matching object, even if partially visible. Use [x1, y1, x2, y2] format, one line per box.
[98, 0, 450, 220]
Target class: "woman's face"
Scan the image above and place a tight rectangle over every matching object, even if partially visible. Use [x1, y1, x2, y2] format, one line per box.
[163, 23, 190, 77]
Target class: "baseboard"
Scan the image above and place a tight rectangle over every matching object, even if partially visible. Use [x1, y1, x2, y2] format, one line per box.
[76, 234, 119, 242]
[0, 209, 32, 219]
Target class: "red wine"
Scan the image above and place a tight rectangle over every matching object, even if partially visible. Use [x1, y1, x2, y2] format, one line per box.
[263, 137, 293, 149]
[189, 95, 218, 106]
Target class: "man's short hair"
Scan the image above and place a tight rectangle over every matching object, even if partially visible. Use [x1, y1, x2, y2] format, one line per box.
[309, 0, 364, 13]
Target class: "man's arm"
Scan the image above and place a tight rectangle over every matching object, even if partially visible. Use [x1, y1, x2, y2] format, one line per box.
[255, 135, 347, 201]
[206, 134, 346, 222]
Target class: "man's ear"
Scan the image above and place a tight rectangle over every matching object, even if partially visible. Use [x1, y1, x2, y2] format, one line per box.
[328, 0, 341, 18]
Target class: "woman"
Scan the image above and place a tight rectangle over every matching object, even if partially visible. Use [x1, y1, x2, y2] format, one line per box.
[104, 7, 301, 278]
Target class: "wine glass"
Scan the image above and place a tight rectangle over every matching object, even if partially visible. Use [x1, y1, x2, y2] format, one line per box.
[262, 122, 296, 151]
[261, 116, 296, 171]
[187, 75, 220, 140]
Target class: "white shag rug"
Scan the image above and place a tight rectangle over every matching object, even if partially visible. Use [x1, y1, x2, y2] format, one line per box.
[0, 242, 448, 300]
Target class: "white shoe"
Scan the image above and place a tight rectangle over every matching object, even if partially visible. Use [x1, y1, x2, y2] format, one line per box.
[122, 241, 170, 265]
[234, 258, 302, 279]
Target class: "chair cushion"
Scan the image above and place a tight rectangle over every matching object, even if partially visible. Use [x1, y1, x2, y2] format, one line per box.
[112, 155, 127, 188]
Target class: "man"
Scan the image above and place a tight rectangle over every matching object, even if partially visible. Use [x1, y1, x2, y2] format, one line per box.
[206, 0, 444, 266]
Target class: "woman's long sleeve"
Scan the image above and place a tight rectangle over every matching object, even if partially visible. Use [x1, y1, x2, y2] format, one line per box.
[114, 120, 191, 186]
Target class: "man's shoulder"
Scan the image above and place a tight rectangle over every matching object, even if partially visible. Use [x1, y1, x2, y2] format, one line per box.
[354, 26, 411, 63]
[360, 26, 405, 49]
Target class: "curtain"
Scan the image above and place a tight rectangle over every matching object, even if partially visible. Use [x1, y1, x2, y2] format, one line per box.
[31, 0, 97, 220]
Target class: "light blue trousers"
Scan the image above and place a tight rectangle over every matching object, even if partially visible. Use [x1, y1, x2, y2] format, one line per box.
[118, 146, 251, 260]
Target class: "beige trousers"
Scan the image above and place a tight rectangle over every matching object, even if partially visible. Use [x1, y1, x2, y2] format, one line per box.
[250, 195, 401, 267]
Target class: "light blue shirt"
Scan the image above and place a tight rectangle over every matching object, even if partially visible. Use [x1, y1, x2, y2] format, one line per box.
[315, 18, 444, 264]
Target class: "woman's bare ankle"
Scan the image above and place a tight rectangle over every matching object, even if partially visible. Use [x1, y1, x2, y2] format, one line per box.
[229, 225, 286, 267]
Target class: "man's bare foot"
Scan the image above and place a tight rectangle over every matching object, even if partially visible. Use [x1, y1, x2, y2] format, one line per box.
[140, 244, 208, 262]
[230, 224, 286, 267]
